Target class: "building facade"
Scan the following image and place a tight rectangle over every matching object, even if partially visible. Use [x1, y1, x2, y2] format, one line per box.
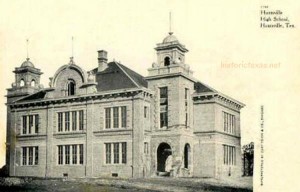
[5, 32, 245, 179]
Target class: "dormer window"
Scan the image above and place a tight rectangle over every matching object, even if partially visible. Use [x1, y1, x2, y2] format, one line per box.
[67, 79, 76, 96]
[20, 79, 25, 87]
[164, 57, 170, 66]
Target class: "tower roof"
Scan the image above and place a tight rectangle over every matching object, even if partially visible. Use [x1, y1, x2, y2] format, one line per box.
[162, 33, 179, 43]
[21, 58, 35, 68]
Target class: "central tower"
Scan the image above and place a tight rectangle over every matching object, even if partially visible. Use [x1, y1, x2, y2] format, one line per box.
[147, 31, 196, 176]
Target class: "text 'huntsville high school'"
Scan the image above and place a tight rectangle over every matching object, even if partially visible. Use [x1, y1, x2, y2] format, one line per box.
[5, 30, 245, 179]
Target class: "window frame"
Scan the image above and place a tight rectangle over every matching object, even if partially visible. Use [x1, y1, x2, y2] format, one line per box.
[159, 87, 168, 129]
[21, 114, 39, 135]
[57, 110, 84, 133]
[57, 144, 84, 165]
[104, 106, 127, 129]
[21, 146, 39, 166]
[104, 142, 127, 165]
[223, 145, 236, 166]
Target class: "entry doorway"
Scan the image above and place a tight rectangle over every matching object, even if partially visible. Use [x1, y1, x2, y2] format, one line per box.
[157, 143, 172, 172]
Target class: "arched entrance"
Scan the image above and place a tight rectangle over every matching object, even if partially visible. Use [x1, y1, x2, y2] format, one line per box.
[184, 144, 191, 169]
[157, 143, 172, 172]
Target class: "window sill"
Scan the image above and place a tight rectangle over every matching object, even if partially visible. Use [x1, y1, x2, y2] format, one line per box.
[103, 163, 127, 166]
[18, 134, 40, 137]
[104, 127, 127, 130]
[157, 127, 169, 131]
[56, 164, 84, 166]
[53, 132, 86, 139]
[55, 131, 85, 135]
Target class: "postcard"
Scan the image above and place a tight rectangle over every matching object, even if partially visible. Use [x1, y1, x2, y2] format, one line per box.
[0, 1, 299, 191]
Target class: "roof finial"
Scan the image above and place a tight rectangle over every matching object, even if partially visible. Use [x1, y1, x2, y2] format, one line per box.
[26, 39, 30, 60]
[69, 36, 75, 65]
[72, 36, 74, 58]
[169, 12, 173, 35]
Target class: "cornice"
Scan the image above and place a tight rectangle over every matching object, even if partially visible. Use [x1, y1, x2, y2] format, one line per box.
[9, 88, 153, 109]
[193, 92, 245, 111]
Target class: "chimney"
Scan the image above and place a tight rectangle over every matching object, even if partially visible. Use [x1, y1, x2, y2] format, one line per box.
[98, 50, 108, 72]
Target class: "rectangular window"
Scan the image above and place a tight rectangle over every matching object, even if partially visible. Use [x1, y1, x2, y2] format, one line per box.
[159, 87, 168, 128]
[105, 143, 111, 164]
[57, 144, 83, 165]
[79, 110, 84, 130]
[35, 115, 39, 134]
[22, 115, 39, 135]
[121, 142, 127, 164]
[21, 146, 38, 166]
[121, 106, 127, 128]
[160, 112, 168, 128]
[113, 107, 119, 128]
[223, 145, 236, 165]
[58, 145, 63, 165]
[105, 142, 127, 164]
[22, 147, 27, 165]
[113, 143, 119, 164]
[233, 116, 236, 134]
[144, 106, 147, 118]
[28, 115, 33, 134]
[65, 112, 70, 131]
[22, 116, 27, 134]
[105, 108, 111, 129]
[58, 112, 63, 132]
[144, 142, 148, 154]
[65, 145, 70, 164]
[72, 111, 77, 131]
[185, 88, 188, 99]
[223, 112, 236, 134]
[58, 110, 84, 132]
[160, 87, 168, 99]
[72, 145, 77, 164]
[105, 107, 127, 129]
[35, 146, 38, 165]
[79, 144, 84, 164]
[185, 88, 189, 127]
[28, 147, 33, 165]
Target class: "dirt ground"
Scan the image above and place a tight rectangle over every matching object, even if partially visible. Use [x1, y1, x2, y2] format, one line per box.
[0, 176, 253, 192]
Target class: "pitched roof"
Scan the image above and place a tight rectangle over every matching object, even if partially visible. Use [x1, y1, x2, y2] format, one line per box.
[194, 81, 245, 107]
[93, 62, 147, 92]
[194, 81, 217, 93]
[13, 88, 53, 103]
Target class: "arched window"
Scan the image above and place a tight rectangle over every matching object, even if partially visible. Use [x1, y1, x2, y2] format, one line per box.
[67, 80, 76, 96]
[164, 57, 170, 66]
[20, 79, 25, 87]
[31, 79, 36, 87]
[184, 144, 191, 169]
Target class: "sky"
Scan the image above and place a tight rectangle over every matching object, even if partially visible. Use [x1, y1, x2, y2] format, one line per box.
[0, 0, 300, 190]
